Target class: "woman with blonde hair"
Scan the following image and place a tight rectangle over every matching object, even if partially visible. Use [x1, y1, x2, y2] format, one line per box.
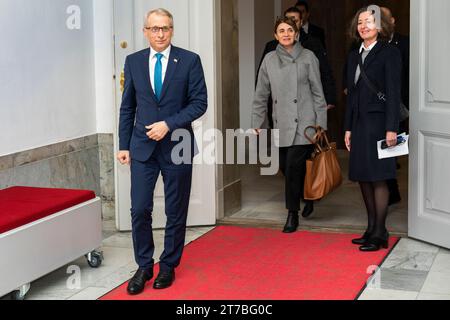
[344, 5, 402, 251]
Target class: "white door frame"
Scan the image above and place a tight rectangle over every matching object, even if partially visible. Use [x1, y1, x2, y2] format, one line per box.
[409, 0, 450, 249]
[112, 0, 219, 231]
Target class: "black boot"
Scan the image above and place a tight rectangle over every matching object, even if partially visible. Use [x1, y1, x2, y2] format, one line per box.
[283, 211, 299, 233]
[301, 200, 314, 218]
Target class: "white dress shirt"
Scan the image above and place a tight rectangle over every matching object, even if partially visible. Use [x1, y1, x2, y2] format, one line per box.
[359, 40, 378, 53]
[354, 41, 378, 84]
[149, 45, 172, 94]
[302, 22, 309, 34]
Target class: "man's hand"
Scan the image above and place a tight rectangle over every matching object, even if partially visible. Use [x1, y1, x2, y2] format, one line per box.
[327, 104, 336, 110]
[146, 121, 170, 141]
[117, 151, 131, 165]
[345, 131, 352, 152]
[254, 128, 262, 135]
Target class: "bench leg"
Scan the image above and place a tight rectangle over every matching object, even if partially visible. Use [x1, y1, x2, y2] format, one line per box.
[85, 250, 103, 268]
[11, 283, 31, 300]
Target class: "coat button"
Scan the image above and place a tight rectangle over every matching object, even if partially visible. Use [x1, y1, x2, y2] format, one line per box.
[274, 100, 278, 104]
[294, 99, 298, 103]
[295, 119, 298, 123]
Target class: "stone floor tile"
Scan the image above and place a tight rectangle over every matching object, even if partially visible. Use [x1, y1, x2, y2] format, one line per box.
[417, 292, 450, 300]
[377, 268, 428, 292]
[421, 272, 450, 295]
[359, 288, 418, 300]
[428, 254, 450, 274]
[382, 250, 436, 272]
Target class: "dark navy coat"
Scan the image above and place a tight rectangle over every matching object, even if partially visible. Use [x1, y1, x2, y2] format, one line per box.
[344, 41, 402, 182]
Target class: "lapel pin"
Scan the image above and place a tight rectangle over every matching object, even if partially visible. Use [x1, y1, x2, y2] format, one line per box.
[174, 59, 178, 63]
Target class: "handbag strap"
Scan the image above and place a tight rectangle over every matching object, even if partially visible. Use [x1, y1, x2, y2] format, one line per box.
[358, 56, 387, 102]
[304, 126, 321, 145]
[304, 126, 332, 153]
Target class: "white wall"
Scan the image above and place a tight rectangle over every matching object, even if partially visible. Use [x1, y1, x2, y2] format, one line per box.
[255, 0, 277, 74]
[0, 0, 97, 156]
[239, 0, 277, 130]
[274, 0, 282, 18]
[93, 0, 115, 134]
[238, 0, 255, 130]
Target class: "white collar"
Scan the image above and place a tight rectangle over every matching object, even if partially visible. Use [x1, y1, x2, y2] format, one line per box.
[359, 41, 377, 53]
[389, 33, 394, 43]
[302, 22, 309, 33]
[150, 45, 172, 60]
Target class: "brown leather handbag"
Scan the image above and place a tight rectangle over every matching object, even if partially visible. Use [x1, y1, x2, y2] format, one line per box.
[303, 126, 343, 201]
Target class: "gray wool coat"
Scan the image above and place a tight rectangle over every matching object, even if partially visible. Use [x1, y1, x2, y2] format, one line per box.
[252, 42, 327, 147]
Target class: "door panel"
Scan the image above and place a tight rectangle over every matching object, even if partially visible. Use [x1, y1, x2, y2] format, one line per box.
[113, 0, 217, 230]
[409, 0, 450, 249]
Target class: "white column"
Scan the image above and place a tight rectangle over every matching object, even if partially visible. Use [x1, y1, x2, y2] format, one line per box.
[274, 0, 282, 19]
[93, 0, 115, 134]
[238, 0, 256, 130]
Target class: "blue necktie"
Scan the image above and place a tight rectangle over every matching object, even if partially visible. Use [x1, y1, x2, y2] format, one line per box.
[154, 53, 163, 100]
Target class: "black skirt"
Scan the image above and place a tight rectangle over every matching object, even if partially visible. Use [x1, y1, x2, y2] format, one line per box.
[348, 107, 397, 182]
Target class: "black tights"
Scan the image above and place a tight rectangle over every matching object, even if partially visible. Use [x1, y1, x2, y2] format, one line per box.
[359, 181, 389, 238]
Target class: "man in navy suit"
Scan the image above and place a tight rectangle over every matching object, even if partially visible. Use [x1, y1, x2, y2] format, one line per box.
[117, 8, 207, 295]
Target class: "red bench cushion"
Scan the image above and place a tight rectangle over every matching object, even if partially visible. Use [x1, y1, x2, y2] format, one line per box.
[0, 187, 96, 234]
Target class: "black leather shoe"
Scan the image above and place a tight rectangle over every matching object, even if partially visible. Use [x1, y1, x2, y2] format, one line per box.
[301, 201, 314, 218]
[153, 270, 175, 289]
[283, 211, 299, 233]
[359, 232, 390, 252]
[127, 268, 153, 295]
[352, 231, 372, 245]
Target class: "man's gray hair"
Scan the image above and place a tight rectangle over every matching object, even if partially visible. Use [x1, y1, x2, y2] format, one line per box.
[144, 8, 174, 27]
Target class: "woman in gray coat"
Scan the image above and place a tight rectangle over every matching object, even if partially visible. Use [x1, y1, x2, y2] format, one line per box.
[252, 17, 327, 233]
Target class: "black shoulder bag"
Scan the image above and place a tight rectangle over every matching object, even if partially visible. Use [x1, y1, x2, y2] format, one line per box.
[358, 57, 409, 122]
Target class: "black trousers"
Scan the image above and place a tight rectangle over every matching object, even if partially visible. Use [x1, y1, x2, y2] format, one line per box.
[279, 145, 314, 211]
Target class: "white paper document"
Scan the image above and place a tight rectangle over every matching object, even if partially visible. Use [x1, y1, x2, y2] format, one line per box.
[377, 133, 409, 159]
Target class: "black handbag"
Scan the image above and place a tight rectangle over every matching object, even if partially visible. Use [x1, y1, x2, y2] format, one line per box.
[358, 57, 409, 122]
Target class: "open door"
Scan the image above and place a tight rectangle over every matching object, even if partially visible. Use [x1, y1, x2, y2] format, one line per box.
[113, 0, 217, 231]
[409, 0, 450, 249]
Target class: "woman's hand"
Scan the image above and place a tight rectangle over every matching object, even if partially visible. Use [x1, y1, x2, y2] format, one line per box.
[386, 131, 398, 147]
[254, 129, 261, 135]
[345, 131, 352, 152]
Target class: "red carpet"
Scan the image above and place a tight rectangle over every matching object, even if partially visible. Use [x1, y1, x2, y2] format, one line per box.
[101, 226, 398, 300]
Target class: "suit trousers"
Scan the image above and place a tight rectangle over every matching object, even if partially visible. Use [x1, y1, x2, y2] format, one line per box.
[279, 145, 314, 211]
[130, 144, 193, 273]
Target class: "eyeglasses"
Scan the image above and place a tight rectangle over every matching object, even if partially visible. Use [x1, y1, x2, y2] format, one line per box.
[145, 26, 173, 34]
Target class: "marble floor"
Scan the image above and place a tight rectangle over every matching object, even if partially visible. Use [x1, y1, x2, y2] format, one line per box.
[226, 151, 408, 235]
[1, 220, 449, 300]
[358, 238, 450, 300]
[1, 152, 448, 300]
[0, 221, 214, 301]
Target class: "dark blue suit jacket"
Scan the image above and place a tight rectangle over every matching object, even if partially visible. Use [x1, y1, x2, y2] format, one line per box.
[119, 46, 208, 162]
